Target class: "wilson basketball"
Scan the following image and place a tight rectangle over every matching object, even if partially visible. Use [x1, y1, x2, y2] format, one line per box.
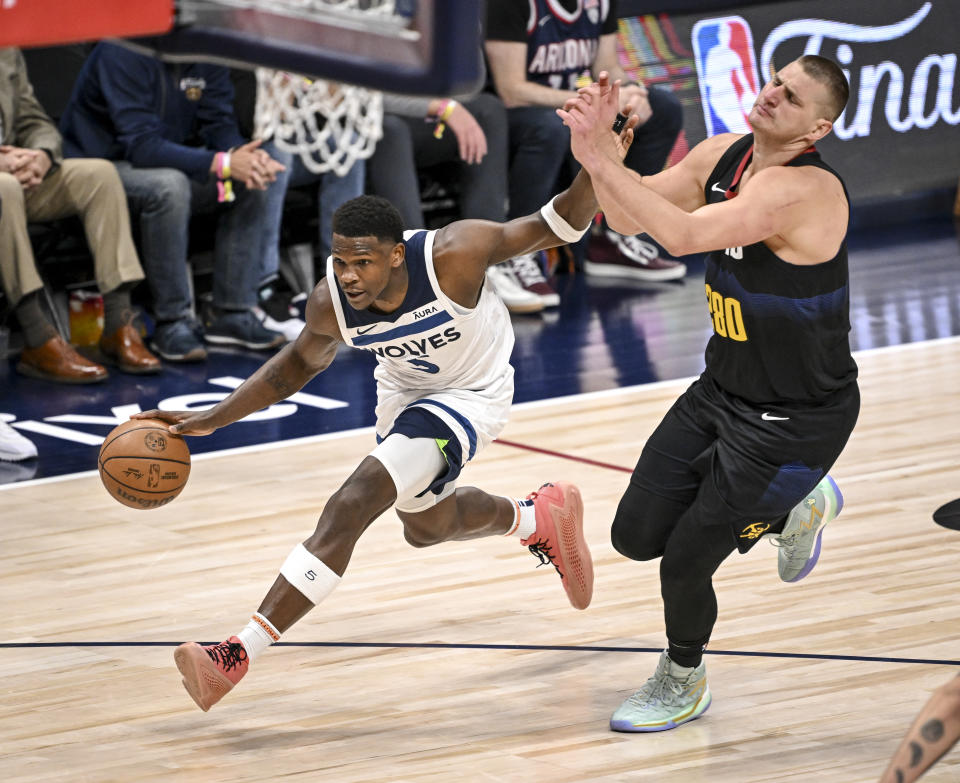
[98, 419, 191, 510]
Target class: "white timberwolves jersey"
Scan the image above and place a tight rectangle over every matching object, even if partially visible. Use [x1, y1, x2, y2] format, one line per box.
[326, 229, 515, 451]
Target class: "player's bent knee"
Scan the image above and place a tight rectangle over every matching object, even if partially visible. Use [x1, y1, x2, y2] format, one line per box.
[611, 516, 664, 561]
[398, 510, 449, 548]
[401, 523, 446, 548]
[611, 482, 687, 560]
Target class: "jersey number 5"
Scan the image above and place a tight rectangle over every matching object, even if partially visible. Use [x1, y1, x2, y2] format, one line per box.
[408, 358, 441, 374]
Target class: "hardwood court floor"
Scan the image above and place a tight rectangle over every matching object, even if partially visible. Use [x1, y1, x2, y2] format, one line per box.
[2, 338, 959, 782]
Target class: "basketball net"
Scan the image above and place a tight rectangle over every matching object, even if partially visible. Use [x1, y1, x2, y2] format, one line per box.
[254, 70, 383, 176]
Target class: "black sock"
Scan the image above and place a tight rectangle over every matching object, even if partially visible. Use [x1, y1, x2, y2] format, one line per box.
[15, 292, 57, 349]
[667, 640, 707, 669]
[102, 284, 135, 335]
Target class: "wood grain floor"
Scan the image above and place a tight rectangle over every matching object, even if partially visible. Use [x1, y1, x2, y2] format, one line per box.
[2, 338, 959, 782]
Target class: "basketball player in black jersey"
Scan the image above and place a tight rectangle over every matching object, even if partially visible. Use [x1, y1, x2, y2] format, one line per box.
[558, 56, 859, 732]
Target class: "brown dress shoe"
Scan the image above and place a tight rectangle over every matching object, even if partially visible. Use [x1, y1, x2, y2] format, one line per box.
[99, 323, 162, 374]
[17, 335, 109, 384]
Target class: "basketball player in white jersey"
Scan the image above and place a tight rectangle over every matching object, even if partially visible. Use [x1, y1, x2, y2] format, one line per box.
[136, 81, 637, 711]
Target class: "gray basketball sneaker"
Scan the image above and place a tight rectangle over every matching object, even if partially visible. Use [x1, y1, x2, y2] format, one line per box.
[610, 650, 711, 732]
[770, 475, 844, 582]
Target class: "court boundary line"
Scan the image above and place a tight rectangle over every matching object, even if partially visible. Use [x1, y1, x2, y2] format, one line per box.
[3, 335, 958, 491]
[0, 640, 956, 667]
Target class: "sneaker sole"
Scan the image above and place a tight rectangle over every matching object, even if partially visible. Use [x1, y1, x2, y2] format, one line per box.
[610, 689, 712, 733]
[550, 482, 594, 610]
[174, 642, 235, 712]
[784, 476, 844, 583]
[204, 334, 284, 350]
[535, 292, 560, 307]
[583, 259, 687, 282]
[149, 342, 208, 363]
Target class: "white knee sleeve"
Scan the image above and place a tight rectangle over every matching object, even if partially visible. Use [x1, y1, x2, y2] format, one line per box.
[370, 433, 450, 512]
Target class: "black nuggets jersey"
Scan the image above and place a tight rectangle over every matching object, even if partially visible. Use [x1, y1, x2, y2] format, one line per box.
[702, 134, 858, 404]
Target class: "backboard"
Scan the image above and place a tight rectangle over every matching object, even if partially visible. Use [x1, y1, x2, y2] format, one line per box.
[126, 0, 484, 96]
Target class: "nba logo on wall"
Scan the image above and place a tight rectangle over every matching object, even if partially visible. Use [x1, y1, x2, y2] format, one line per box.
[692, 16, 761, 136]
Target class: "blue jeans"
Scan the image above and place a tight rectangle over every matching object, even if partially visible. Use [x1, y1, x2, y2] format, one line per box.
[115, 162, 272, 321]
[260, 142, 365, 285]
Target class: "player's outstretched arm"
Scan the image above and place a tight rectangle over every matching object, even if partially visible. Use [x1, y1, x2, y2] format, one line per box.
[879, 673, 960, 783]
[134, 282, 343, 436]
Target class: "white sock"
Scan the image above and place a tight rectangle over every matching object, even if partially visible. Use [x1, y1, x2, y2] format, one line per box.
[236, 612, 281, 664]
[503, 497, 537, 540]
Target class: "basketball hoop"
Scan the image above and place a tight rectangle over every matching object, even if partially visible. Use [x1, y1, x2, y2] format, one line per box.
[254, 69, 383, 176]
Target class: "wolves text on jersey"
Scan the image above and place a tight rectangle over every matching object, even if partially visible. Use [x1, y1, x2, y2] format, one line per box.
[364, 327, 462, 359]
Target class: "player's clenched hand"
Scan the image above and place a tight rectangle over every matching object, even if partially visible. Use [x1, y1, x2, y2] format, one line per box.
[131, 410, 219, 436]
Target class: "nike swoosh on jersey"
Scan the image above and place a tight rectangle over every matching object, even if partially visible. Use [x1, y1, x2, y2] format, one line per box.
[711, 182, 726, 193]
[356, 325, 377, 335]
[761, 412, 790, 421]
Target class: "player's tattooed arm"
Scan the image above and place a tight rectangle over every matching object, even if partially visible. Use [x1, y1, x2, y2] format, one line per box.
[879, 675, 960, 783]
[264, 362, 297, 397]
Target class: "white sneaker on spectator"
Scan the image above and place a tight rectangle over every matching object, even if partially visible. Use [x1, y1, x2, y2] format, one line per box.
[0, 421, 38, 461]
[509, 252, 560, 307]
[485, 264, 544, 314]
[253, 306, 305, 343]
[585, 229, 687, 282]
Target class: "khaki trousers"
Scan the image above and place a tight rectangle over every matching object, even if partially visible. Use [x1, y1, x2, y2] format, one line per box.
[0, 158, 144, 305]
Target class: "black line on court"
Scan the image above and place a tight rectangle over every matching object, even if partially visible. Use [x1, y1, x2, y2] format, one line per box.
[1, 640, 956, 667]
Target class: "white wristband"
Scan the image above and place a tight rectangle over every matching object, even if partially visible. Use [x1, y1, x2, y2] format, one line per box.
[540, 196, 589, 243]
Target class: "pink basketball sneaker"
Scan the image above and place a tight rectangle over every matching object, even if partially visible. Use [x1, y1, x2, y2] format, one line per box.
[522, 482, 594, 609]
[174, 636, 249, 711]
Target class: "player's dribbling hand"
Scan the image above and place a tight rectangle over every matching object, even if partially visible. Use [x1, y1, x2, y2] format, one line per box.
[131, 410, 219, 436]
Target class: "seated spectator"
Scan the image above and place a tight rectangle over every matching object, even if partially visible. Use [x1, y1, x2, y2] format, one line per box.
[0, 47, 160, 383]
[59, 42, 287, 362]
[484, 0, 687, 286]
[366, 86, 547, 314]
[230, 70, 365, 340]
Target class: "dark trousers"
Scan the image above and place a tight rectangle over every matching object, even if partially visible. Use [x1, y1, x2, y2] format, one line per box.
[610, 373, 859, 652]
[367, 92, 509, 228]
[505, 85, 683, 220]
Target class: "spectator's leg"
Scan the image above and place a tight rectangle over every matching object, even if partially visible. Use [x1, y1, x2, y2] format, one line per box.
[316, 158, 364, 263]
[458, 93, 509, 223]
[196, 180, 285, 350]
[259, 142, 295, 288]
[485, 105, 566, 311]
[505, 106, 569, 219]
[0, 172, 45, 310]
[592, 87, 687, 281]
[198, 181, 266, 312]
[366, 114, 424, 228]
[1, 170, 110, 381]
[623, 86, 684, 177]
[26, 160, 144, 296]
[114, 163, 194, 323]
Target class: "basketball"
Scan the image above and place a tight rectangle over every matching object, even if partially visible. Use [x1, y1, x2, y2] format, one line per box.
[98, 418, 191, 510]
